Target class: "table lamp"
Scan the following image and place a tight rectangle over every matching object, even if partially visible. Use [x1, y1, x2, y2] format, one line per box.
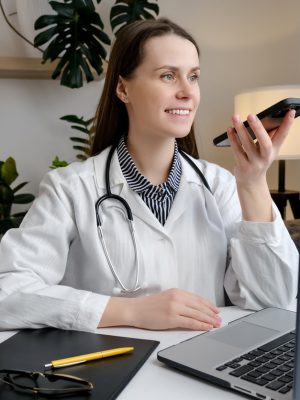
[234, 85, 300, 219]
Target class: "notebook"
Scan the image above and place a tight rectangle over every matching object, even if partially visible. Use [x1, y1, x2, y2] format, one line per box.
[0, 328, 159, 400]
[158, 273, 300, 400]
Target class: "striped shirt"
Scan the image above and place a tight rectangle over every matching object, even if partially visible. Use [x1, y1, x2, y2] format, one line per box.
[117, 137, 182, 225]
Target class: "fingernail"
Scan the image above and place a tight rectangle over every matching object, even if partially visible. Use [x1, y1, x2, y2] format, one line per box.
[290, 109, 296, 118]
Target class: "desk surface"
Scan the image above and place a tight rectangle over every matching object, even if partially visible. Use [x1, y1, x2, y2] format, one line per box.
[0, 307, 255, 400]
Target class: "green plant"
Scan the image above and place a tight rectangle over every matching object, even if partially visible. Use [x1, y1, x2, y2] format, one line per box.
[0, 1, 159, 87]
[33, 0, 159, 88]
[61, 114, 94, 160]
[0, 157, 35, 235]
[50, 114, 94, 168]
[50, 156, 69, 169]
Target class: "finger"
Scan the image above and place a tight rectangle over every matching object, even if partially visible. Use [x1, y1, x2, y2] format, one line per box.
[246, 114, 273, 159]
[181, 306, 221, 327]
[227, 127, 248, 163]
[267, 128, 277, 140]
[178, 316, 214, 331]
[231, 115, 256, 155]
[184, 298, 222, 325]
[270, 109, 296, 151]
[187, 293, 220, 315]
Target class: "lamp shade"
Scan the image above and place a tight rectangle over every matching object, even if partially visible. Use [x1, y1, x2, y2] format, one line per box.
[234, 85, 300, 160]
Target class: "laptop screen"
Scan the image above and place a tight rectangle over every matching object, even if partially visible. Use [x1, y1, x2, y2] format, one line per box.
[293, 257, 300, 400]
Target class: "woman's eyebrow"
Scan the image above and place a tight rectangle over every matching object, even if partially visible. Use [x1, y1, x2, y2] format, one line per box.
[154, 65, 200, 72]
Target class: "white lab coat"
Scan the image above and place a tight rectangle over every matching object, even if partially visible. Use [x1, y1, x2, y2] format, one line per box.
[0, 147, 298, 332]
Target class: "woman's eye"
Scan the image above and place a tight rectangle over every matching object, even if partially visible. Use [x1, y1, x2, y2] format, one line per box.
[189, 74, 200, 82]
[162, 73, 174, 81]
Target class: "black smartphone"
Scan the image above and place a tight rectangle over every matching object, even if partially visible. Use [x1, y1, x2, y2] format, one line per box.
[213, 98, 300, 147]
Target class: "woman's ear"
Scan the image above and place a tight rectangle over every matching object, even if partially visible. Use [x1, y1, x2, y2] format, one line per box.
[116, 76, 128, 103]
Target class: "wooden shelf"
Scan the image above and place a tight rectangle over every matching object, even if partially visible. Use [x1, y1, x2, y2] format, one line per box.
[0, 57, 106, 80]
[0, 57, 58, 79]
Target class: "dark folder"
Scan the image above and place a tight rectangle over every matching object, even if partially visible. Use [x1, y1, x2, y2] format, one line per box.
[0, 328, 159, 399]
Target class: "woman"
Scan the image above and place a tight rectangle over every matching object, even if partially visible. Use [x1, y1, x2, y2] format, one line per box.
[0, 18, 298, 332]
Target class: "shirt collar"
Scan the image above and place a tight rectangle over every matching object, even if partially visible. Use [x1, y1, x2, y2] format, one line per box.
[117, 136, 181, 194]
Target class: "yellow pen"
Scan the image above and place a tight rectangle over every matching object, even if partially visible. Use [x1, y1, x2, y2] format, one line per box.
[44, 347, 134, 369]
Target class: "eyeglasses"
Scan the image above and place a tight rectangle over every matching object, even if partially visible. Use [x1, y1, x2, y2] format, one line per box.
[0, 369, 93, 397]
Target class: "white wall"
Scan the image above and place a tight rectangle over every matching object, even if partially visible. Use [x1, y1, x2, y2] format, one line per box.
[1, 0, 300, 216]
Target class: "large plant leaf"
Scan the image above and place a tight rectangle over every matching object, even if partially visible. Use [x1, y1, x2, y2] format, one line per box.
[42, 38, 66, 63]
[13, 181, 29, 193]
[60, 49, 84, 88]
[60, 114, 89, 125]
[13, 194, 35, 204]
[110, 0, 159, 33]
[76, 154, 88, 161]
[34, 25, 62, 47]
[12, 211, 27, 218]
[34, 0, 111, 88]
[48, 1, 76, 17]
[70, 125, 90, 134]
[1, 157, 18, 186]
[73, 145, 90, 154]
[70, 137, 90, 144]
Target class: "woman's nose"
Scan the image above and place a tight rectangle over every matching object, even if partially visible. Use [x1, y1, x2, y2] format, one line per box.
[176, 79, 193, 99]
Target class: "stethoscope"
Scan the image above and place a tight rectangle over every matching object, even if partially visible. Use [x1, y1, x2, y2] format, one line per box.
[95, 143, 212, 293]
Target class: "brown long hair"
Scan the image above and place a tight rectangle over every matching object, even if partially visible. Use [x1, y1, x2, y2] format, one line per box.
[91, 18, 200, 158]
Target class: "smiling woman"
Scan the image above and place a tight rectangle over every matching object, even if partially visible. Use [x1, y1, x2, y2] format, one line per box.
[91, 18, 202, 159]
[114, 34, 200, 180]
[0, 18, 298, 333]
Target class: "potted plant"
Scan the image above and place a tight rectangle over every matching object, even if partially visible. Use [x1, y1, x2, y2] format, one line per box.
[33, 0, 159, 88]
[0, 157, 35, 237]
[0, 0, 159, 88]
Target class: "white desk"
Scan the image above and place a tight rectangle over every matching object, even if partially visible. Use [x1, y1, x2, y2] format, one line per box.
[0, 306, 254, 400]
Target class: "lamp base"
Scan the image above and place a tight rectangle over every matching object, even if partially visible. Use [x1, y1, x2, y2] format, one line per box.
[270, 190, 300, 220]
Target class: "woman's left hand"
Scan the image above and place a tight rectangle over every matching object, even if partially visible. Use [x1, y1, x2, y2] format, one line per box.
[227, 109, 296, 221]
[227, 109, 296, 185]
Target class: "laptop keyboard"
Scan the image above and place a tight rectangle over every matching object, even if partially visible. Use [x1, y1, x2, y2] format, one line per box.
[216, 330, 295, 395]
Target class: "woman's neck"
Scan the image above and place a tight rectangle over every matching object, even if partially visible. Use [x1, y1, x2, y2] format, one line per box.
[126, 133, 176, 186]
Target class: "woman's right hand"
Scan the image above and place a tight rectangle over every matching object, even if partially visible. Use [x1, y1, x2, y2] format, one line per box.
[99, 288, 221, 331]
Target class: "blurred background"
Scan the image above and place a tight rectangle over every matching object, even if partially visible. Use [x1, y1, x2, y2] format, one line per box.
[0, 0, 299, 218]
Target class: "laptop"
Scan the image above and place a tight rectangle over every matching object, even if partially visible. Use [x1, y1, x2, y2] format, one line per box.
[157, 273, 300, 399]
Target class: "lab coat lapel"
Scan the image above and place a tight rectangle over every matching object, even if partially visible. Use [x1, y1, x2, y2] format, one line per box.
[164, 156, 205, 230]
[120, 184, 168, 235]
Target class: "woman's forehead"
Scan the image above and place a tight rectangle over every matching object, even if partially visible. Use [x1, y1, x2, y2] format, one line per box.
[140, 35, 199, 69]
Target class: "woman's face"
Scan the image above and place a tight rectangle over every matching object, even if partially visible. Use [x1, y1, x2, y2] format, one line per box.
[118, 34, 200, 141]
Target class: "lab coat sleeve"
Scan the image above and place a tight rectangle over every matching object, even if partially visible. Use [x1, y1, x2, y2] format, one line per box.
[225, 205, 298, 310]
[209, 165, 298, 310]
[0, 171, 110, 332]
